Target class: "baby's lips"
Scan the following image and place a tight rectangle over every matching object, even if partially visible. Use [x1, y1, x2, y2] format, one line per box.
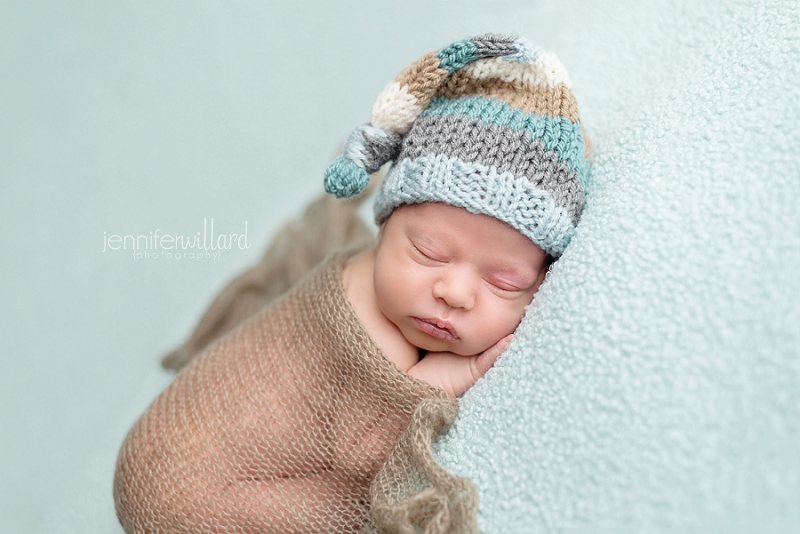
[412, 317, 459, 342]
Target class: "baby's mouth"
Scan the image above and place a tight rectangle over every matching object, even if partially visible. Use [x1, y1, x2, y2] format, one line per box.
[412, 317, 459, 342]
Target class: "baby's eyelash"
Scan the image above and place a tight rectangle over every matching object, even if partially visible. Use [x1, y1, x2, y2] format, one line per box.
[412, 244, 445, 263]
[487, 282, 519, 293]
[485, 279, 528, 294]
[413, 245, 433, 259]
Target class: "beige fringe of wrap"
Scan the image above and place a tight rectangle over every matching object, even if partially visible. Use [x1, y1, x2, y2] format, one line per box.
[114, 250, 479, 533]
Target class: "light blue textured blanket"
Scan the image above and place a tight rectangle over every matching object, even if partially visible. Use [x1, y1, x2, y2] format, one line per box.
[435, 0, 800, 531]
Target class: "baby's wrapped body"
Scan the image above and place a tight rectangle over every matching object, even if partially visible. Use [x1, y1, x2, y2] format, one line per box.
[114, 252, 464, 533]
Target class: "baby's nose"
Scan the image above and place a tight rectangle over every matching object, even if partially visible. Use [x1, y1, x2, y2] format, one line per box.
[432, 276, 476, 310]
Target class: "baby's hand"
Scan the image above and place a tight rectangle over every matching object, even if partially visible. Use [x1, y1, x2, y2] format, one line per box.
[407, 335, 513, 397]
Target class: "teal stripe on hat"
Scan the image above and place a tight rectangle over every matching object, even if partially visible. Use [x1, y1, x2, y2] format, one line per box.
[421, 95, 590, 189]
[436, 34, 525, 72]
[374, 152, 577, 256]
[436, 37, 479, 73]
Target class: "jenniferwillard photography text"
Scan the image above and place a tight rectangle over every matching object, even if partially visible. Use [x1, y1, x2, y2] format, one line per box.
[103, 218, 252, 261]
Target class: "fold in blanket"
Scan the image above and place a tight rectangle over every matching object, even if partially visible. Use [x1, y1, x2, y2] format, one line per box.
[114, 252, 477, 533]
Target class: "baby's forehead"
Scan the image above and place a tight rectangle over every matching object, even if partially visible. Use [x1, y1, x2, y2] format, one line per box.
[389, 202, 527, 239]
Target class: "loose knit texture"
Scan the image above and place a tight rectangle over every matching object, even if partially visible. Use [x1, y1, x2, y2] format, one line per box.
[114, 252, 478, 533]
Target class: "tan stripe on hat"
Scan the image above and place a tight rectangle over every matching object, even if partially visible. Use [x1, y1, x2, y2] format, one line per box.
[393, 50, 451, 107]
[436, 69, 581, 122]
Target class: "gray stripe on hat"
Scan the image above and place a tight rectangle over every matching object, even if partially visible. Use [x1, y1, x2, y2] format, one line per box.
[397, 113, 585, 225]
[362, 128, 403, 174]
[470, 34, 518, 59]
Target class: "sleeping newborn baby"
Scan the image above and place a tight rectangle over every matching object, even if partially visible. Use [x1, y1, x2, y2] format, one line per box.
[114, 34, 589, 534]
[344, 201, 549, 397]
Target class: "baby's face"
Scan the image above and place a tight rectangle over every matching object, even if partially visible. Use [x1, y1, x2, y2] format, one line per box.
[373, 202, 549, 356]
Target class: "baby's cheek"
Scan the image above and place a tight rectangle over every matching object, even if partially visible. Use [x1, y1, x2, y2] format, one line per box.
[475, 300, 524, 345]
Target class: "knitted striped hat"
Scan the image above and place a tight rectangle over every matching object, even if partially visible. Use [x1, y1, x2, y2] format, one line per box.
[324, 34, 590, 257]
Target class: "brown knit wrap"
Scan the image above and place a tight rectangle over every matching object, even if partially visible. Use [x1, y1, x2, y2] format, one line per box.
[114, 252, 478, 533]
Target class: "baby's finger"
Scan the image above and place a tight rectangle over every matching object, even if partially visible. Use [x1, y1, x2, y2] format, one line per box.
[474, 334, 513, 377]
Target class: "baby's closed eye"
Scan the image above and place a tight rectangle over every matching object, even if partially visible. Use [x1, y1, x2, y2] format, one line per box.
[484, 274, 533, 295]
[410, 241, 448, 265]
